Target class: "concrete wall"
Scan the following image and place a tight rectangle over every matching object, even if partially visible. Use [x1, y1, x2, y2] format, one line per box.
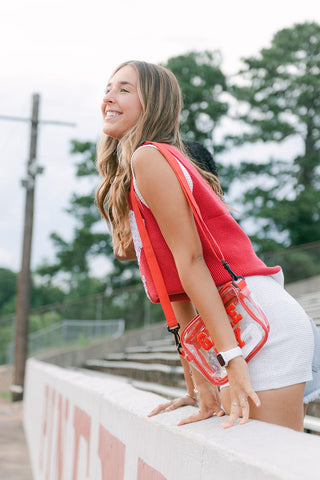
[24, 358, 320, 480]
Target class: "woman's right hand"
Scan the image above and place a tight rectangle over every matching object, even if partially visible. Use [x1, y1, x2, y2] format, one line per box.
[148, 394, 197, 417]
[177, 382, 225, 426]
[221, 356, 261, 429]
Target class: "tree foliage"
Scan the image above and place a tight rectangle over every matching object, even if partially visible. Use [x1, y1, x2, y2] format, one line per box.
[0, 268, 17, 316]
[227, 22, 320, 262]
[163, 50, 228, 153]
[0, 267, 66, 317]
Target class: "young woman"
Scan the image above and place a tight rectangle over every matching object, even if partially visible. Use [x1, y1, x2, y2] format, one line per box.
[96, 60, 315, 430]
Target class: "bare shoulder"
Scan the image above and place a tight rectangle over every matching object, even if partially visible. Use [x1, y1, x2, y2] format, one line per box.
[132, 145, 165, 168]
[132, 145, 174, 181]
[131, 144, 185, 212]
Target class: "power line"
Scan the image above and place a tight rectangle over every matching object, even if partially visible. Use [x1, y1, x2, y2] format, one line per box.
[0, 114, 76, 127]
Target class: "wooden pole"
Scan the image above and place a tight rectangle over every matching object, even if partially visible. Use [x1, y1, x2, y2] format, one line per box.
[12, 94, 40, 401]
[0, 95, 75, 401]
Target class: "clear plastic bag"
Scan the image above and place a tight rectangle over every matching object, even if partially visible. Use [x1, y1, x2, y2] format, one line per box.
[180, 278, 269, 385]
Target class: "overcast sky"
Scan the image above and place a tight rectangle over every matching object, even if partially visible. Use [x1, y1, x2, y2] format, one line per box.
[1, 0, 319, 275]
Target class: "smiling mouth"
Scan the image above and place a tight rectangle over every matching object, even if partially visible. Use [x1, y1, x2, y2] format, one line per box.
[105, 111, 121, 119]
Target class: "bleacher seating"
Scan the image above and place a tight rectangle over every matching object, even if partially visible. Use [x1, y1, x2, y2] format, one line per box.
[294, 292, 320, 325]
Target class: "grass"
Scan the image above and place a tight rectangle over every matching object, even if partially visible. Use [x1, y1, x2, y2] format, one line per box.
[0, 391, 11, 401]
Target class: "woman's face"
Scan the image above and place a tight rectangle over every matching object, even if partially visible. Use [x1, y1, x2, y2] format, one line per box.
[101, 65, 142, 140]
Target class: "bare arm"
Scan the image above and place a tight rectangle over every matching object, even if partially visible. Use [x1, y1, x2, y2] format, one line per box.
[132, 147, 237, 351]
[133, 146, 260, 427]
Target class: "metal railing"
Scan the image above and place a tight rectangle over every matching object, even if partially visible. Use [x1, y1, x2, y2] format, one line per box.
[0, 283, 164, 367]
[6, 319, 125, 364]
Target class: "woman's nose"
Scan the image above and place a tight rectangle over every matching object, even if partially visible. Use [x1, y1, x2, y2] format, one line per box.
[104, 89, 115, 103]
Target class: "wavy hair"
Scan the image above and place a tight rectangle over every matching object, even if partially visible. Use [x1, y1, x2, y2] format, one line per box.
[96, 60, 222, 254]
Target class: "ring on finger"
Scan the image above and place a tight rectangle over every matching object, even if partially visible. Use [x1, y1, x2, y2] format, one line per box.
[232, 402, 238, 407]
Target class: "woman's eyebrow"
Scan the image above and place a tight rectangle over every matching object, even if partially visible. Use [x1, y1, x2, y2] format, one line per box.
[107, 80, 135, 88]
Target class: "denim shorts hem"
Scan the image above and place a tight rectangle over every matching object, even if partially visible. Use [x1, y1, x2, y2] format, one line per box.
[304, 388, 320, 404]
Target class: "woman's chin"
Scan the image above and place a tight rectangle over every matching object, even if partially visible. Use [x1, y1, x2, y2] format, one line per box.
[102, 126, 120, 140]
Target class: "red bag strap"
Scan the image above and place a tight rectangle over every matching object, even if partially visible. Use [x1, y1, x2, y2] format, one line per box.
[129, 183, 179, 330]
[147, 142, 225, 264]
[129, 141, 242, 334]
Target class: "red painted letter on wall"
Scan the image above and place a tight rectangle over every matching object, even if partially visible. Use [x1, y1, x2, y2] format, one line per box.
[137, 458, 167, 480]
[39, 385, 49, 471]
[56, 394, 69, 480]
[98, 425, 125, 480]
[39, 385, 56, 480]
[72, 406, 91, 480]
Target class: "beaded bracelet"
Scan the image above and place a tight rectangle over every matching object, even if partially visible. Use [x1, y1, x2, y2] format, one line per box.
[185, 393, 197, 403]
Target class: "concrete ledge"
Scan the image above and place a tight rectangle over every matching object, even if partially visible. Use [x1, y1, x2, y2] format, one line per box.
[24, 358, 320, 480]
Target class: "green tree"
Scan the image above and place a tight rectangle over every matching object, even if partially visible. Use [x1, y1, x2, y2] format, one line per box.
[0, 267, 65, 316]
[0, 267, 66, 364]
[226, 22, 320, 277]
[36, 141, 110, 281]
[164, 50, 228, 154]
[0, 268, 17, 316]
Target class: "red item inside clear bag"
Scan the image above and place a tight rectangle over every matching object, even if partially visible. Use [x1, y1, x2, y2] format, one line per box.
[180, 278, 269, 385]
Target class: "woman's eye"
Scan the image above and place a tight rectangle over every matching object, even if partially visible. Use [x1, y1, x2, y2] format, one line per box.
[120, 88, 129, 93]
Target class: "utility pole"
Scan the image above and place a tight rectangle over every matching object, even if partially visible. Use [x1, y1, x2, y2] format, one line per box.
[0, 93, 76, 401]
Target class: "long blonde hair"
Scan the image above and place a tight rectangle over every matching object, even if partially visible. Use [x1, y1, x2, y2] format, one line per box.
[96, 60, 222, 254]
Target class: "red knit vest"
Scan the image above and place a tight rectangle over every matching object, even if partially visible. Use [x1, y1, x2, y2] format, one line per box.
[130, 143, 281, 303]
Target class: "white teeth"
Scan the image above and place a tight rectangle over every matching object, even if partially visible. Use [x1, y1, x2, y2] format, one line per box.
[105, 111, 120, 119]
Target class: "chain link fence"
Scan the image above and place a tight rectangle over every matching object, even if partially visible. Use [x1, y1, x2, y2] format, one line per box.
[6, 319, 125, 364]
[0, 283, 164, 393]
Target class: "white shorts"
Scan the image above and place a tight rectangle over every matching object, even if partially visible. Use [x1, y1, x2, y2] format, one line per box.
[222, 270, 314, 392]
